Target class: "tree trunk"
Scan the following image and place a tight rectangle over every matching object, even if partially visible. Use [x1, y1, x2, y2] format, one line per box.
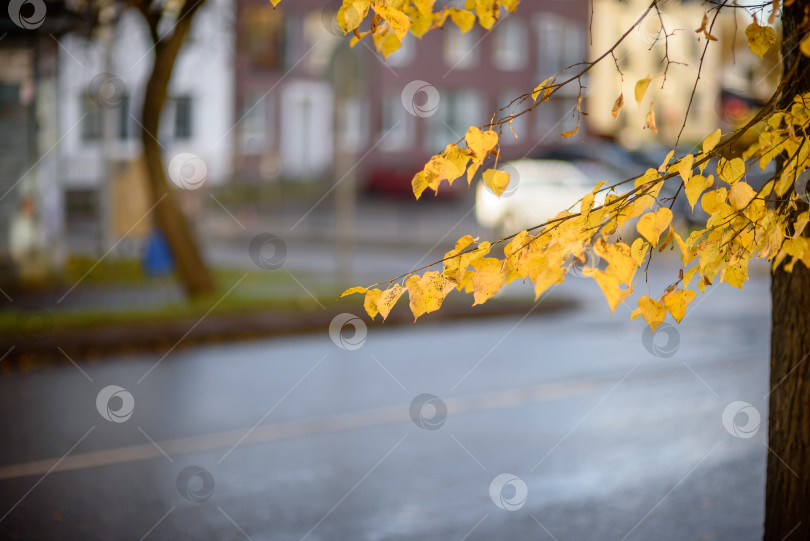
[764, 3, 810, 539]
[767, 264, 810, 540]
[138, 0, 215, 297]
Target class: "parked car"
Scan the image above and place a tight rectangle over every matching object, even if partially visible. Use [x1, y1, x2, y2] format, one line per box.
[364, 165, 466, 200]
[475, 159, 603, 234]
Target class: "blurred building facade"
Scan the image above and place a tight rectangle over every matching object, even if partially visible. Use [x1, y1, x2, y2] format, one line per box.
[0, 2, 77, 283]
[0, 0, 235, 283]
[233, 0, 589, 191]
[587, 0, 779, 149]
[58, 0, 234, 243]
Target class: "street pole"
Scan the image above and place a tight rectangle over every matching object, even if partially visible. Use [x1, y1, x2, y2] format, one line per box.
[330, 43, 365, 284]
[98, 21, 115, 254]
[334, 115, 355, 283]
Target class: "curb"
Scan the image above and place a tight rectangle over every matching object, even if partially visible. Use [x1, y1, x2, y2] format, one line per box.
[0, 297, 577, 371]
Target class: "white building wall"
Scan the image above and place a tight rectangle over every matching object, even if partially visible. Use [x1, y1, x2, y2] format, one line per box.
[58, 0, 234, 189]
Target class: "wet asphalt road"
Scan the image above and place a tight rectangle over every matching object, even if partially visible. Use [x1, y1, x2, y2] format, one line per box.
[0, 260, 772, 540]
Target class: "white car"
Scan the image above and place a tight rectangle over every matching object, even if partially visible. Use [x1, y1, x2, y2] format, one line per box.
[475, 159, 605, 234]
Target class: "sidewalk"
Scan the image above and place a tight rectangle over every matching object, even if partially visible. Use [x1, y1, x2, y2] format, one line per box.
[0, 286, 575, 368]
[2, 192, 575, 366]
[0, 195, 583, 367]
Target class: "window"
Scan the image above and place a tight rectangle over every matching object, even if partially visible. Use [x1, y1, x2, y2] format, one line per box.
[243, 5, 284, 69]
[444, 26, 478, 70]
[429, 90, 484, 152]
[535, 96, 578, 143]
[380, 94, 411, 151]
[387, 34, 415, 67]
[493, 17, 527, 70]
[337, 97, 368, 152]
[118, 95, 133, 140]
[239, 94, 269, 155]
[173, 95, 193, 140]
[302, 11, 341, 74]
[284, 12, 305, 70]
[81, 95, 102, 142]
[535, 14, 584, 80]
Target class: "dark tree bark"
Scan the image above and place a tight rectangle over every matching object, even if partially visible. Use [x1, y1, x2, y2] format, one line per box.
[135, 0, 216, 297]
[765, 2, 810, 539]
[767, 264, 810, 540]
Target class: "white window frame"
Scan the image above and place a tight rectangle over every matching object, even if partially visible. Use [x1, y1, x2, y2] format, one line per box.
[493, 17, 527, 71]
[444, 27, 478, 70]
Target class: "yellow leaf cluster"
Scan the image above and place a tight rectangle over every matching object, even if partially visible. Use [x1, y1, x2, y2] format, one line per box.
[412, 127, 500, 199]
[328, 0, 520, 57]
[343, 92, 810, 334]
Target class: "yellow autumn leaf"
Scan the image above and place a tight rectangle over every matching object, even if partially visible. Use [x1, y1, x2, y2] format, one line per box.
[593, 239, 638, 285]
[373, 4, 411, 40]
[645, 102, 658, 133]
[701, 187, 728, 215]
[363, 288, 383, 319]
[631, 238, 650, 265]
[635, 75, 652, 104]
[341, 286, 367, 297]
[448, 8, 475, 33]
[634, 168, 659, 188]
[801, 34, 810, 57]
[532, 77, 555, 102]
[581, 193, 596, 218]
[723, 260, 749, 289]
[616, 195, 653, 233]
[443, 239, 490, 283]
[661, 288, 696, 323]
[684, 174, 714, 211]
[474, 0, 497, 29]
[349, 30, 369, 47]
[683, 266, 700, 288]
[406, 5, 432, 37]
[411, 171, 429, 200]
[338, 1, 371, 33]
[583, 268, 633, 314]
[465, 127, 499, 161]
[671, 229, 695, 266]
[453, 234, 477, 252]
[561, 123, 580, 138]
[637, 208, 673, 247]
[533, 262, 565, 300]
[406, 271, 457, 320]
[379, 31, 402, 58]
[728, 181, 757, 210]
[441, 144, 472, 183]
[638, 295, 667, 331]
[269, 0, 282, 5]
[471, 257, 504, 305]
[658, 149, 675, 173]
[611, 93, 624, 120]
[745, 22, 776, 58]
[377, 284, 406, 320]
[702, 128, 722, 154]
[717, 157, 745, 184]
[483, 169, 510, 197]
[677, 154, 695, 182]
[412, 0, 433, 16]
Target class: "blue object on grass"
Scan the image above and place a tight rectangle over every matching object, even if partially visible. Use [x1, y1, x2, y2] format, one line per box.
[143, 229, 175, 276]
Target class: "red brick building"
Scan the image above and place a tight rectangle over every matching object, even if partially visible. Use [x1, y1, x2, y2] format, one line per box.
[233, 0, 588, 191]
